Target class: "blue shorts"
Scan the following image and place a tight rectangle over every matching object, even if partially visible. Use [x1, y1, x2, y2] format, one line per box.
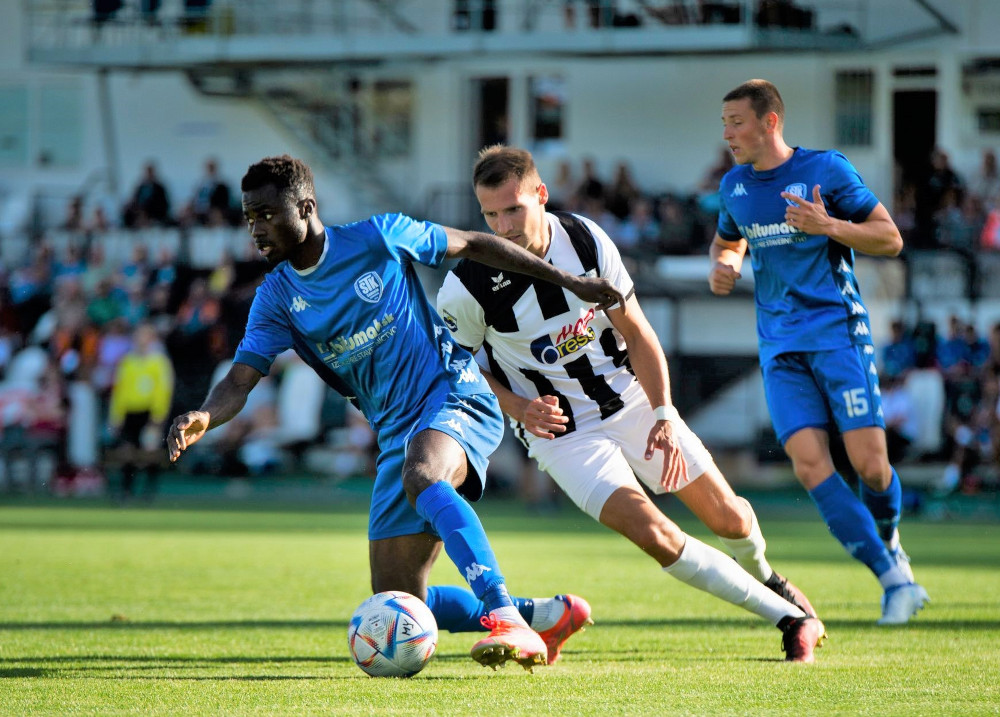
[762, 345, 884, 445]
[368, 391, 504, 541]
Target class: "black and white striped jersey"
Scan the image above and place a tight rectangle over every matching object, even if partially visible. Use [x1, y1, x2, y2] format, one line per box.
[436, 211, 637, 443]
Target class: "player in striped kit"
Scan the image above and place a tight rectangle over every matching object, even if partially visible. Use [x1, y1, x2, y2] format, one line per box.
[436, 145, 825, 662]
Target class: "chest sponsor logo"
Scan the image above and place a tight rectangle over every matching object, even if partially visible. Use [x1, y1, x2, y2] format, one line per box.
[354, 271, 384, 303]
[783, 183, 807, 206]
[315, 312, 396, 368]
[531, 309, 597, 364]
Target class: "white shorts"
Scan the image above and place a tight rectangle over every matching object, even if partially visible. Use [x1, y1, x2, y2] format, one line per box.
[527, 382, 715, 521]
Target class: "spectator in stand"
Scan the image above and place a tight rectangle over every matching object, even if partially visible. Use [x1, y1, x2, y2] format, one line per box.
[186, 158, 234, 227]
[123, 161, 171, 228]
[966, 322, 991, 371]
[937, 315, 971, 378]
[8, 246, 54, 338]
[574, 157, 606, 209]
[969, 148, 1000, 210]
[983, 322, 1000, 379]
[86, 205, 114, 236]
[121, 244, 151, 287]
[86, 277, 125, 329]
[120, 280, 150, 327]
[936, 365, 995, 496]
[61, 196, 86, 233]
[936, 189, 985, 254]
[881, 319, 916, 380]
[879, 373, 918, 466]
[107, 322, 174, 503]
[80, 243, 114, 296]
[52, 245, 88, 287]
[606, 160, 642, 221]
[150, 247, 178, 288]
[146, 283, 175, 337]
[546, 159, 577, 212]
[617, 195, 661, 259]
[657, 192, 697, 255]
[696, 145, 735, 214]
[914, 148, 964, 249]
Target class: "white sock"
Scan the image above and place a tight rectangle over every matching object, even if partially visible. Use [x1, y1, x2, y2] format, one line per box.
[490, 605, 529, 626]
[527, 597, 565, 631]
[663, 535, 805, 625]
[717, 498, 772, 583]
[877, 566, 910, 591]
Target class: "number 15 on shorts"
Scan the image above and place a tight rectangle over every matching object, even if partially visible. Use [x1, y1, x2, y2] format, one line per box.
[842, 387, 869, 417]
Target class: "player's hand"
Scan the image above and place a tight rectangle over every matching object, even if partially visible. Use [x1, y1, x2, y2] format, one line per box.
[570, 276, 627, 313]
[167, 410, 210, 462]
[645, 418, 689, 492]
[522, 395, 569, 440]
[708, 262, 741, 296]
[781, 184, 832, 235]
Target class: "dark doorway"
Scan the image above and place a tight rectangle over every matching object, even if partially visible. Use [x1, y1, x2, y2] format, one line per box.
[893, 90, 936, 248]
[475, 77, 509, 152]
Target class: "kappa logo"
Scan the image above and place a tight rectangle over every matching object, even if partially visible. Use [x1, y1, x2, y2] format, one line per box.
[731, 183, 748, 197]
[290, 296, 310, 313]
[465, 562, 492, 583]
[491, 272, 512, 292]
[354, 271, 384, 303]
[783, 183, 807, 206]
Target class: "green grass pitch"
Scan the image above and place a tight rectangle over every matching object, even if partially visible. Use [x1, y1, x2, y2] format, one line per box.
[1, 494, 997, 716]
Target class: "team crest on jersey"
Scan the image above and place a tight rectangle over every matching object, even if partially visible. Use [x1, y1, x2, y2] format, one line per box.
[783, 183, 807, 206]
[441, 309, 458, 332]
[354, 271, 383, 303]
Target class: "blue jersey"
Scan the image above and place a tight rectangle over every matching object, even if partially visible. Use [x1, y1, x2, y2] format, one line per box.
[717, 148, 880, 363]
[234, 213, 490, 438]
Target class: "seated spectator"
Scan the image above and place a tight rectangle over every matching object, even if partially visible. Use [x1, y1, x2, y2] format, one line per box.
[936, 369, 998, 496]
[546, 159, 577, 212]
[880, 372, 919, 465]
[185, 158, 234, 227]
[574, 157, 605, 210]
[969, 148, 1000, 210]
[606, 160, 642, 221]
[91, 317, 133, 403]
[60, 196, 86, 233]
[122, 161, 171, 228]
[86, 205, 114, 236]
[881, 319, 916, 380]
[616, 196, 660, 258]
[936, 189, 984, 253]
[86, 277, 126, 329]
[52, 245, 88, 287]
[656, 193, 697, 255]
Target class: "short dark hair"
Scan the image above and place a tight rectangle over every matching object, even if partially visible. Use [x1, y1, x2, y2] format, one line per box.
[723, 79, 785, 123]
[241, 155, 315, 200]
[472, 145, 540, 189]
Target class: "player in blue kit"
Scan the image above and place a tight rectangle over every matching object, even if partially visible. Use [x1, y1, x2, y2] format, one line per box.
[708, 80, 929, 624]
[166, 155, 622, 669]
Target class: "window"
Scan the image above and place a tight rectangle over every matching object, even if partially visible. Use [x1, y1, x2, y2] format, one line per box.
[835, 70, 873, 147]
[38, 84, 83, 167]
[529, 75, 566, 155]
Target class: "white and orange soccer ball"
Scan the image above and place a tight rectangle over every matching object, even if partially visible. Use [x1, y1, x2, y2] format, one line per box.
[347, 591, 438, 677]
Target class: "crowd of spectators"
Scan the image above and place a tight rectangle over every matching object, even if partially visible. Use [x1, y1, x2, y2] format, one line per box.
[546, 150, 732, 267]
[880, 313, 1000, 497]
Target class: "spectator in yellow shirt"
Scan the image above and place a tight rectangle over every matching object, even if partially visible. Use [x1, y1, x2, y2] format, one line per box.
[108, 322, 174, 502]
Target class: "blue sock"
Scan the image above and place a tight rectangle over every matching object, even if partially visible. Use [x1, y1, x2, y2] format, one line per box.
[859, 467, 902, 544]
[414, 482, 511, 607]
[426, 585, 536, 632]
[808, 472, 894, 578]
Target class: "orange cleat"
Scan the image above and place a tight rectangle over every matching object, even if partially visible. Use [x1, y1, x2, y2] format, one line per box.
[779, 616, 827, 663]
[471, 612, 548, 672]
[536, 594, 594, 665]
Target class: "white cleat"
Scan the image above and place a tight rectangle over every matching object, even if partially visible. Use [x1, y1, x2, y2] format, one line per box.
[877, 583, 930, 625]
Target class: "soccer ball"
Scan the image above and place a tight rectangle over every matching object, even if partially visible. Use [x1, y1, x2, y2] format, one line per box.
[347, 591, 438, 677]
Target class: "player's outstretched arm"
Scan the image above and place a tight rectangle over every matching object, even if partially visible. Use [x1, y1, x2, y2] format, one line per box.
[167, 362, 262, 462]
[444, 227, 625, 312]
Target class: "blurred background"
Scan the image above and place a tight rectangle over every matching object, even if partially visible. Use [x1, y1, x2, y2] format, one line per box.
[1, 0, 999, 512]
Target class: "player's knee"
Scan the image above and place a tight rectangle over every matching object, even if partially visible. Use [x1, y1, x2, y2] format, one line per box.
[856, 461, 892, 491]
[626, 519, 685, 564]
[710, 499, 752, 540]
